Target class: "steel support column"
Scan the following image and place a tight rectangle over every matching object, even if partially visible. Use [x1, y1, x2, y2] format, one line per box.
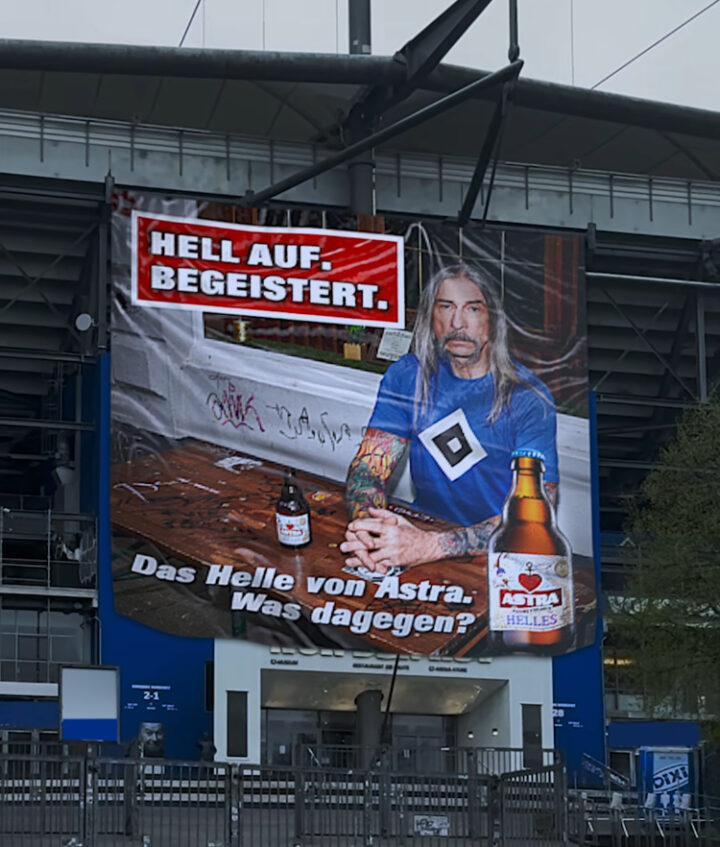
[348, 0, 374, 215]
[349, 0, 371, 55]
[696, 290, 708, 401]
[355, 689, 383, 769]
[508, 0, 519, 61]
[96, 175, 112, 352]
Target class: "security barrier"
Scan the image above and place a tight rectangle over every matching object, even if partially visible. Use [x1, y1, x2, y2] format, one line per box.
[0, 752, 567, 846]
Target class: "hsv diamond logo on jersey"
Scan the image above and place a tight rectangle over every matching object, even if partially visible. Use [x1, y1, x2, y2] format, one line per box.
[418, 409, 487, 481]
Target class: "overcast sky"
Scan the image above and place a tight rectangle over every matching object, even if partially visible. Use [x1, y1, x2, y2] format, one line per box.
[1, 0, 717, 111]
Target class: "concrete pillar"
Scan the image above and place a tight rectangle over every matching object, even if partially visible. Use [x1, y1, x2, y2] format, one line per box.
[355, 689, 383, 768]
[349, 158, 375, 216]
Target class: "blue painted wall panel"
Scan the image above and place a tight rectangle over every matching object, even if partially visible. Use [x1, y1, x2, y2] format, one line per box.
[97, 353, 213, 760]
[62, 718, 118, 742]
[553, 389, 606, 787]
[0, 700, 58, 729]
[609, 721, 700, 749]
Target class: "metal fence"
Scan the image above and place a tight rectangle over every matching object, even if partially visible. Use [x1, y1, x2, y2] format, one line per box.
[0, 752, 567, 847]
[500, 765, 568, 847]
[1, 756, 230, 847]
[568, 789, 720, 847]
[8, 752, 720, 846]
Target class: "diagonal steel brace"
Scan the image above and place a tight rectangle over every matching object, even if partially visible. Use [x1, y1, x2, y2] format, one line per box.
[457, 81, 511, 226]
[345, 0, 496, 132]
[602, 287, 696, 400]
[245, 59, 522, 206]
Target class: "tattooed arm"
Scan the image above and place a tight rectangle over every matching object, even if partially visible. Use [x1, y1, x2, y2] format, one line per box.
[345, 427, 409, 519]
[434, 481, 556, 556]
[342, 480, 559, 573]
[342, 427, 408, 570]
[433, 481, 555, 558]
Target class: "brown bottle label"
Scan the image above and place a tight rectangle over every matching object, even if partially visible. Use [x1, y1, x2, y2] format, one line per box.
[276, 512, 310, 545]
[488, 552, 574, 632]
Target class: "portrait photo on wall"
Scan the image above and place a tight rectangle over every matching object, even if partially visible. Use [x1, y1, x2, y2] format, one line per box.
[109, 193, 596, 657]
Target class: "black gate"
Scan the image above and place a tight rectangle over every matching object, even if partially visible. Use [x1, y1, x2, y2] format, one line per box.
[499, 763, 568, 847]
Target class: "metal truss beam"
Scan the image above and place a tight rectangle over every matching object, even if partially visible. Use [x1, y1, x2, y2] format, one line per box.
[599, 458, 661, 470]
[654, 293, 695, 401]
[0, 417, 93, 431]
[341, 0, 509, 218]
[591, 301, 672, 394]
[0, 348, 95, 363]
[345, 0, 495, 132]
[587, 271, 720, 290]
[596, 394, 697, 410]
[631, 293, 696, 463]
[601, 287, 696, 401]
[0, 585, 96, 600]
[246, 59, 522, 205]
[399, 0, 495, 85]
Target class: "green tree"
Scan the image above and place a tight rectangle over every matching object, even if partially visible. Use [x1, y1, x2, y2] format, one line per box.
[612, 393, 720, 724]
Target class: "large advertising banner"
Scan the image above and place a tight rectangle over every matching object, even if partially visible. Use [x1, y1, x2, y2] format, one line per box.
[110, 194, 595, 656]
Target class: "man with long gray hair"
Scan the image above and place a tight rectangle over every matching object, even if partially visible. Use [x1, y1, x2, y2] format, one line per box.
[340, 263, 558, 572]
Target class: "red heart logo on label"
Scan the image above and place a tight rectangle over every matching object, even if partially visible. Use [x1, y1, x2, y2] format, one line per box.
[518, 573, 542, 592]
[286, 523, 294, 529]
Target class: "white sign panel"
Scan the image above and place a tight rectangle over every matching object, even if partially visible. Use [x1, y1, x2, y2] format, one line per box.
[60, 666, 119, 742]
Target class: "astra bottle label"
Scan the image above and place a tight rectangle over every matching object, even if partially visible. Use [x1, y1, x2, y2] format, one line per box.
[276, 512, 311, 546]
[488, 552, 574, 633]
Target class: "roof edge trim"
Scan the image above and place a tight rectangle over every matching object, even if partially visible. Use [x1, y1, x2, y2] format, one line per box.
[0, 39, 719, 141]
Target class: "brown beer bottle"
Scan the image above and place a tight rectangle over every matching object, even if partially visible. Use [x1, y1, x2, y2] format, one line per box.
[275, 468, 311, 548]
[487, 449, 574, 654]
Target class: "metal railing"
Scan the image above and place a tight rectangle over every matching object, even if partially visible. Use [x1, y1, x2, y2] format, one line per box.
[0, 752, 568, 846]
[296, 743, 558, 775]
[0, 506, 96, 590]
[568, 789, 720, 846]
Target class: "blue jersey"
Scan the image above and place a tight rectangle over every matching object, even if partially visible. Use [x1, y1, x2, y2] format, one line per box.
[368, 355, 558, 526]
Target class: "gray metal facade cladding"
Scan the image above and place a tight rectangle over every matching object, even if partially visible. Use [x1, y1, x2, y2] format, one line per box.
[1, 110, 719, 241]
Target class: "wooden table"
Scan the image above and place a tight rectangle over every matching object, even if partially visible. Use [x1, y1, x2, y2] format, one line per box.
[111, 439, 596, 656]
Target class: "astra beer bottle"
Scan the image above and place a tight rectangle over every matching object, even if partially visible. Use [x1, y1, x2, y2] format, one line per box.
[487, 449, 574, 653]
[275, 468, 311, 548]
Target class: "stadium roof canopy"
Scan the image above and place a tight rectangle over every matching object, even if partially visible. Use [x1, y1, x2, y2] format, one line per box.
[0, 38, 718, 180]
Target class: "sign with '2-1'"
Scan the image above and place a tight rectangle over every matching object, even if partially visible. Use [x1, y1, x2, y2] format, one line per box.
[131, 211, 405, 327]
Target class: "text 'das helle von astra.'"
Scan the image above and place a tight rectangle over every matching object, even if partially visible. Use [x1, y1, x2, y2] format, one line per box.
[129, 554, 478, 640]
